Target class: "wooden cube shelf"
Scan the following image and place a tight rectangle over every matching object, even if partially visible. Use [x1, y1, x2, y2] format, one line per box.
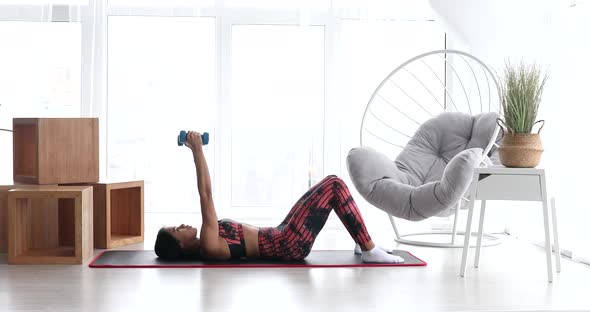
[1, 183, 56, 253]
[0, 185, 13, 253]
[13, 118, 99, 185]
[7, 186, 93, 264]
[90, 181, 144, 249]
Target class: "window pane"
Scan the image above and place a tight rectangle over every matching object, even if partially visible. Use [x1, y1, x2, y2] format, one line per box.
[0, 21, 81, 182]
[0, 22, 81, 120]
[107, 16, 216, 213]
[231, 25, 324, 215]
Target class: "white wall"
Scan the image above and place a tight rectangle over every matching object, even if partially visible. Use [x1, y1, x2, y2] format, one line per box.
[0, 134, 10, 184]
[0, 105, 11, 183]
[430, 0, 590, 257]
[430, 0, 554, 66]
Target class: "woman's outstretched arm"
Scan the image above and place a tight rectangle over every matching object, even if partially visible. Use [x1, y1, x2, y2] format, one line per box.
[185, 131, 228, 259]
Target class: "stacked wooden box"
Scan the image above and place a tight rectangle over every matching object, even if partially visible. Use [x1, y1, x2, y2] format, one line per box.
[0, 118, 144, 264]
[73, 180, 144, 249]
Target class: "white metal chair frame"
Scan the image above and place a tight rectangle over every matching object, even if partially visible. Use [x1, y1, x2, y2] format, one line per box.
[360, 49, 502, 248]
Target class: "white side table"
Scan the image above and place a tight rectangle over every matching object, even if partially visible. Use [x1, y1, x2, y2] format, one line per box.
[459, 166, 561, 282]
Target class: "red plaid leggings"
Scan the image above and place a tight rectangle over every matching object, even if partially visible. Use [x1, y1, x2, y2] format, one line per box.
[258, 175, 372, 260]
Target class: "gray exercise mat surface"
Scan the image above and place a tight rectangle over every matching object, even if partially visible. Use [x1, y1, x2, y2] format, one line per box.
[89, 250, 426, 268]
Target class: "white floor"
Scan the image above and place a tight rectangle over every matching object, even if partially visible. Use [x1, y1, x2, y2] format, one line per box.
[1, 231, 590, 312]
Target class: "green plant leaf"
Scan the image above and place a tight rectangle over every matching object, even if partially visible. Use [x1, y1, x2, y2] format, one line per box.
[499, 60, 548, 133]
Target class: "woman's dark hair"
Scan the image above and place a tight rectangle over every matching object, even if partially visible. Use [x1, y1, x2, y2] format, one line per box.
[154, 228, 183, 259]
[154, 227, 201, 259]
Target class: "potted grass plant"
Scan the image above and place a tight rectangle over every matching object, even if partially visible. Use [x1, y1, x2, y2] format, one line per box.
[497, 61, 549, 168]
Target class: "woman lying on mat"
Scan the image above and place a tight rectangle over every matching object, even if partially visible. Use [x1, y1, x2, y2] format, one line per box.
[154, 131, 403, 263]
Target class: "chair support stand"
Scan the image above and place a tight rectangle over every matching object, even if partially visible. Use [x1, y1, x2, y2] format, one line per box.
[387, 209, 503, 248]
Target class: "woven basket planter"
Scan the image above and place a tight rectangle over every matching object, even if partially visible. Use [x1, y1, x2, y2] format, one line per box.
[498, 133, 544, 168]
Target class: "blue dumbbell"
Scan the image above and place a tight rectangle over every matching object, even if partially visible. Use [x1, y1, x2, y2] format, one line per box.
[177, 131, 209, 146]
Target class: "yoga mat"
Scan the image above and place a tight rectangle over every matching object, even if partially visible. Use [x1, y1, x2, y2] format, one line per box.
[89, 250, 426, 268]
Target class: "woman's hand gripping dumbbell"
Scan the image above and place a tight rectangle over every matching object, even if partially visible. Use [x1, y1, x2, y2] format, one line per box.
[178, 130, 209, 149]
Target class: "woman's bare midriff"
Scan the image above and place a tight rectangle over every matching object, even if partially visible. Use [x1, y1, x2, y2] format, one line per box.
[242, 223, 260, 258]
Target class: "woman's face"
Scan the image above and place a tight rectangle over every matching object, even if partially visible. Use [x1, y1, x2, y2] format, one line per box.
[165, 224, 199, 249]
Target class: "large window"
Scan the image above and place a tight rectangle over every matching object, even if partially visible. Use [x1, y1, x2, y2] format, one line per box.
[230, 25, 325, 219]
[107, 16, 216, 213]
[104, 12, 445, 220]
[0, 21, 81, 182]
[0, 1, 446, 229]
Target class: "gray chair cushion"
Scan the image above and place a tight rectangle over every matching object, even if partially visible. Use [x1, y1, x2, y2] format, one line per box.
[347, 112, 498, 221]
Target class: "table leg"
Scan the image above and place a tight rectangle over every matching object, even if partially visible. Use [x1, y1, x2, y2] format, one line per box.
[474, 200, 487, 268]
[551, 197, 561, 273]
[460, 173, 479, 277]
[451, 202, 460, 244]
[540, 174, 553, 283]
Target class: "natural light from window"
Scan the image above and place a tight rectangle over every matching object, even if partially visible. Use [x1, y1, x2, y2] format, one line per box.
[230, 25, 325, 219]
[107, 16, 216, 213]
